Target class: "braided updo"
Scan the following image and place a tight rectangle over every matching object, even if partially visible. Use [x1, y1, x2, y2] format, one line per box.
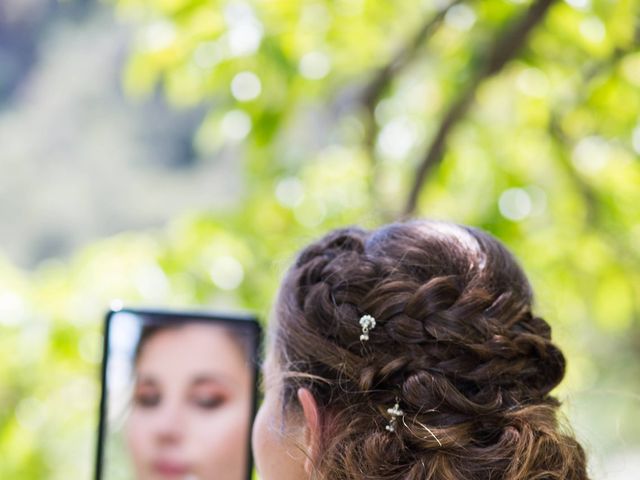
[272, 220, 588, 480]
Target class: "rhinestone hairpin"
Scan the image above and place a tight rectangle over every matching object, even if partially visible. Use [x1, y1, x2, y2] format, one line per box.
[385, 401, 404, 432]
[359, 314, 376, 341]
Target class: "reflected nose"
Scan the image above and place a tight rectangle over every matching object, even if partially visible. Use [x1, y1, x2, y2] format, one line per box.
[152, 400, 185, 445]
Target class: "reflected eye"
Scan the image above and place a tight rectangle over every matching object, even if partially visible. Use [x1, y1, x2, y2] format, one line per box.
[193, 394, 225, 409]
[135, 393, 160, 408]
[134, 385, 161, 408]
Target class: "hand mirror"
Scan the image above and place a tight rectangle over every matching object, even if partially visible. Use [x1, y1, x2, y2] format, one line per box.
[95, 306, 261, 480]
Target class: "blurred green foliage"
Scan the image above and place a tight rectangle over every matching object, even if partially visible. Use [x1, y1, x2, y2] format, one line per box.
[1, 0, 640, 478]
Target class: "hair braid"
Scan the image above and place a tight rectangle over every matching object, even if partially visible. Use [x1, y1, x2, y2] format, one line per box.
[272, 220, 589, 480]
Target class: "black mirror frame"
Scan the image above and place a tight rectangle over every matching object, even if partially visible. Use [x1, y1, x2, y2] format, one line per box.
[94, 306, 262, 480]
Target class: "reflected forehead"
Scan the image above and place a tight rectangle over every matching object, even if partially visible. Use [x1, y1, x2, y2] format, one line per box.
[134, 323, 251, 385]
[137, 323, 243, 359]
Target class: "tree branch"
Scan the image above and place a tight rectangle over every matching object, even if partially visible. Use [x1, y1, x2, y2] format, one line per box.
[403, 0, 558, 217]
[360, 0, 466, 158]
[354, 0, 466, 221]
[360, 0, 466, 114]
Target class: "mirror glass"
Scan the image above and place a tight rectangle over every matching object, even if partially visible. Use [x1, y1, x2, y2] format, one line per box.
[96, 308, 260, 480]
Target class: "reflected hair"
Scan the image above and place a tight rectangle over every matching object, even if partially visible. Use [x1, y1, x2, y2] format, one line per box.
[272, 220, 589, 480]
[133, 318, 256, 365]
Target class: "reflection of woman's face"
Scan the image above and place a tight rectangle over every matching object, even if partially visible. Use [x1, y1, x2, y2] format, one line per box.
[126, 323, 251, 480]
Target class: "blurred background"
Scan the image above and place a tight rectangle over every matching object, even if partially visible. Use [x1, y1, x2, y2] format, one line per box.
[0, 0, 638, 478]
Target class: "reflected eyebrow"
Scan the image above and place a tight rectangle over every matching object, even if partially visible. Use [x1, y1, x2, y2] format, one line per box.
[136, 375, 157, 385]
[191, 374, 234, 389]
[134, 373, 240, 391]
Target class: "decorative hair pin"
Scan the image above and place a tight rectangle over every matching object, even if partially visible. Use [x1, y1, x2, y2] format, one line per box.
[357, 314, 403, 432]
[385, 400, 404, 432]
[359, 314, 376, 341]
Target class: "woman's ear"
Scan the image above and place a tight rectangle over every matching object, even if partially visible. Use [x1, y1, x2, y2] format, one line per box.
[297, 388, 321, 475]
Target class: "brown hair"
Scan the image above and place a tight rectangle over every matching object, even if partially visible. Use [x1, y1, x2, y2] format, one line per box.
[271, 220, 588, 480]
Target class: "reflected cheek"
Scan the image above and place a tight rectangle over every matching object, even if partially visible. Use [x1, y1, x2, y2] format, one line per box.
[194, 403, 249, 453]
[127, 411, 154, 436]
[126, 415, 151, 466]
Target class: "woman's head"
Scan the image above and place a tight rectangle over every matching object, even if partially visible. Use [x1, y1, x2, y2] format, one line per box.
[253, 220, 588, 480]
[126, 321, 254, 480]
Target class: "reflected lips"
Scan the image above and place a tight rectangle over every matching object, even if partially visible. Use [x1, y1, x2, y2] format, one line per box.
[152, 460, 190, 477]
